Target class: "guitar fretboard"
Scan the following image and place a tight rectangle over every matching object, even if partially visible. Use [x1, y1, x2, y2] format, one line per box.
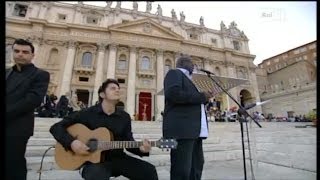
[98, 141, 158, 150]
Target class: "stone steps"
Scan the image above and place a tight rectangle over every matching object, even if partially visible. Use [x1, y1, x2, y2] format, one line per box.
[25, 118, 316, 180]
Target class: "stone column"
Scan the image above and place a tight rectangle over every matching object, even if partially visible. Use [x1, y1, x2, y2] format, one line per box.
[92, 43, 107, 105]
[106, 44, 117, 79]
[226, 64, 239, 109]
[175, 51, 181, 65]
[31, 37, 43, 67]
[88, 89, 93, 106]
[203, 58, 213, 72]
[156, 50, 164, 121]
[59, 40, 77, 97]
[126, 46, 137, 119]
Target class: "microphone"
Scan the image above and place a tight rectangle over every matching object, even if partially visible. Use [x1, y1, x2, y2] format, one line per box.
[243, 100, 271, 110]
[199, 68, 214, 75]
[244, 103, 256, 110]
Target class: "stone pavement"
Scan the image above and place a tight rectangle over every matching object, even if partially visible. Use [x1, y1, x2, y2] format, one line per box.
[27, 118, 316, 180]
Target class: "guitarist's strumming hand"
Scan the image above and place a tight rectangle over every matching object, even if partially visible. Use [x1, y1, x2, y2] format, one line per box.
[71, 139, 90, 155]
[139, 139, 152, 153]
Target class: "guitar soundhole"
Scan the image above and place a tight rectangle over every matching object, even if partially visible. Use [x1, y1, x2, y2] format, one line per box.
[87, 138, 98, 152]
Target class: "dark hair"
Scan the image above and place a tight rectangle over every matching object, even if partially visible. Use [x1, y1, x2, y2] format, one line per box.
[12, 39, 35, 53]
[98, 79, 120, 102]
[176, 54, 192, 68]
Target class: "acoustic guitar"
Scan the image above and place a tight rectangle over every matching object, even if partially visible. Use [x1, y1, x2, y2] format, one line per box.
[54, 123, 177, 170]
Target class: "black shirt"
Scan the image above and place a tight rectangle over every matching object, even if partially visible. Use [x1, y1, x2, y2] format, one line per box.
[6, 63, 35, 88]
[49, 103, 149, 160]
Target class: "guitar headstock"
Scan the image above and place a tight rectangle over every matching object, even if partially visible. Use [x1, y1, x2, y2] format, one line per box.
[156, 138, 177, 150]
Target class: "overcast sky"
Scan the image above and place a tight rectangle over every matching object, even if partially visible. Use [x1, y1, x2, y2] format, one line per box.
[61, 1, 317, 65]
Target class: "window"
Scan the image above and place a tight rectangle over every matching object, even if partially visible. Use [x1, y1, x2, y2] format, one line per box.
[117, 54, 127, 70]
[189, 33, 198, 40]
[87, 17, 98, 24]
[58, 14, 67, 21]
[13, 4, 28, 17]
[141, 56, 150, 70]
[79, 77, 89, 82]
[81, 52, 92, 67]
[211, 38, 217, 45]
[117, 78, 125, 84]
[6, 45, 12, 64]
[233, 41, 240, 50]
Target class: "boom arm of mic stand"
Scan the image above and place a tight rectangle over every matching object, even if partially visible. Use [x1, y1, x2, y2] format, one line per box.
[205, 73, 262, 128]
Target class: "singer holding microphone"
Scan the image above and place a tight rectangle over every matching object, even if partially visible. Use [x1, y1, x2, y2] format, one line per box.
[162, 55, 214, 180]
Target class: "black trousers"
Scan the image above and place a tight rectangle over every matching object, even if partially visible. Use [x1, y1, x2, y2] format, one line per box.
[81, 154, 158, 180]
[5, 136, 30, 180]
[170, 138, 204, 180]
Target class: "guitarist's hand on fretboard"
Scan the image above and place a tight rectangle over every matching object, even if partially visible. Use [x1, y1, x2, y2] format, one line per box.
[139, 139, 152, 153]
[71, 139, 90, 155]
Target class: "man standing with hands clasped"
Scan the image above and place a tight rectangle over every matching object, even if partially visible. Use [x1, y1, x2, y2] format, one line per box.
[6, 39, 50, 180]
[162, 55, 214, 180]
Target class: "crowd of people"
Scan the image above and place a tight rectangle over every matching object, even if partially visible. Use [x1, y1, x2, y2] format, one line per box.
[35, 93, 87, 118]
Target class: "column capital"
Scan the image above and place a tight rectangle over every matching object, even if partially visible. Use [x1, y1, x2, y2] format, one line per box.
[97, 42, 107, 52]
[203, 57, 210, 64]
[28, 36, 43, 45]
[175, 51, 182, 59]
[156, 49, 164, 55]
[67, 40, 77, 48]
[129, 46, 137, 53]
[109, 43, 118, 51]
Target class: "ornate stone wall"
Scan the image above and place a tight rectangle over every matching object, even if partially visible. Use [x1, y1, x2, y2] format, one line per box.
[6, 1, 260, 120]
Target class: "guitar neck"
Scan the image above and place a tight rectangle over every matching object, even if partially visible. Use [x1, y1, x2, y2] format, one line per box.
[98, 141, 158, 150]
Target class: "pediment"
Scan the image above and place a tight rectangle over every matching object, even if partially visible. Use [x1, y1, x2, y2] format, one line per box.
[109, 18, 184, 40]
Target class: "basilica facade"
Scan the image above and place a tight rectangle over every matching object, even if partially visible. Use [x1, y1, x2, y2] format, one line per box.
[6, 1, 260, 121]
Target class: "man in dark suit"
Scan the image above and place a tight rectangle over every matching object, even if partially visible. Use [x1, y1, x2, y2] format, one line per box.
[50, 79, 158, 180]
[163, 55, 214, 180]
[6, 39, 50, 180]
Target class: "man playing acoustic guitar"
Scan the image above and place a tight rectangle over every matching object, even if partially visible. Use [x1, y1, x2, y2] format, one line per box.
[50, 79, 158, 180]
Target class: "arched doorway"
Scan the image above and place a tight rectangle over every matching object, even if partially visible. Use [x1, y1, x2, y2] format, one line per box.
[240, 89, 252, 107]
[138, 92, 152, 121]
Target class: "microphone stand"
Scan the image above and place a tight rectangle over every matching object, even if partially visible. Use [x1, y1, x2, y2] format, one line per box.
[202, 71, 262, 180]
